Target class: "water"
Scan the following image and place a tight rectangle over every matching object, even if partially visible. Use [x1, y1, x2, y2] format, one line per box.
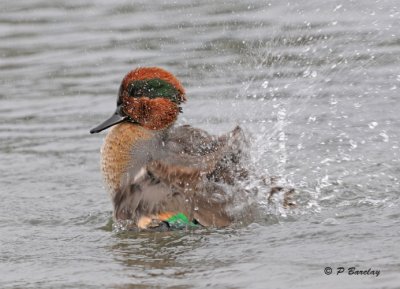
[1, 0, 399, 288]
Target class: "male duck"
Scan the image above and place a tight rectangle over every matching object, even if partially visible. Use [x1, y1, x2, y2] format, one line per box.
[91, 67, 261, 230]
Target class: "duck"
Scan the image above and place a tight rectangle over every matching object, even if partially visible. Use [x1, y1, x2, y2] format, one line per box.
[90, 67, 294, 231]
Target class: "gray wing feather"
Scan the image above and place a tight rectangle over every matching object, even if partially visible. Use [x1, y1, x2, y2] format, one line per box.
[114, 125, 248, 226]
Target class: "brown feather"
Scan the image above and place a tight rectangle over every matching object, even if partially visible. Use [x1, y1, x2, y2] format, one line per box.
[101, 122, 247, 228]
[122, 97, 180, 130]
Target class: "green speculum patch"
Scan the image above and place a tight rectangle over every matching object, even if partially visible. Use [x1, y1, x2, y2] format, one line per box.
[128, 78, 181, 103]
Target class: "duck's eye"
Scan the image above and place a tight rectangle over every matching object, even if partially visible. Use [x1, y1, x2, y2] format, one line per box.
[128, 83, 146, 97]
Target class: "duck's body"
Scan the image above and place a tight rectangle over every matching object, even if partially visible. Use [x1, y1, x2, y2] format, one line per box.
[101, 122, 247, 229]
[90, 67, 250, 230]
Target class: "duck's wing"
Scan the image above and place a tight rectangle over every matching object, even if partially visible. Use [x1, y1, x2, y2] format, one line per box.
[162, 124, 248, 170]
[115, 125, 247, 227]
[145, 160, 233, 227]
[115, 160, 232, 227]
[149, 125, 249, 226]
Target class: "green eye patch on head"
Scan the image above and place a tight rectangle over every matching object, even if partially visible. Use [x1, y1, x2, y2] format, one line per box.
[128, 78, 181, 103]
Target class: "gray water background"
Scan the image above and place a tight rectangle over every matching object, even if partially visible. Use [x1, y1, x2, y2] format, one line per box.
[1, 0, 399, 288]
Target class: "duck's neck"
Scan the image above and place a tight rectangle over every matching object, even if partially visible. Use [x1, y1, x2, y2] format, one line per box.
[100, 123, 154, 197]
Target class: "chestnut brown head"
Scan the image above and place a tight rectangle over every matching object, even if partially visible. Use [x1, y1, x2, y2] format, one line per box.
[90, 67, 186, 133]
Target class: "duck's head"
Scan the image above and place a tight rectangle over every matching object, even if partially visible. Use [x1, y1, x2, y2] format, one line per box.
[90, 67, 186, 133]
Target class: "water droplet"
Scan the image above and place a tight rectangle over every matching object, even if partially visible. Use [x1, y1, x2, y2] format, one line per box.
[311, 71, 317, 78]
[194, 206, 199, 211]
[330, 98, 338, 105]
[379, 131, 389, 142]
[308, 116, 317, 123]
[321, 158, 334, 164]
[349, 140, 357, 149]
[368, 122, 378, 129]
[277, 108, 286, 120]
[261, 81, 269, 88]
[303, 70, 310, 77]
[333, 4, 342, 12]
